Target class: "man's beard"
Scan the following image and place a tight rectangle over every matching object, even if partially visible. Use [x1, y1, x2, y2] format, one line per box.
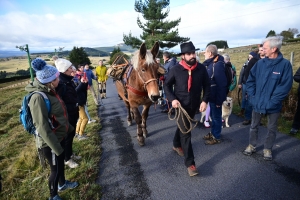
[185, 58, 196, 66]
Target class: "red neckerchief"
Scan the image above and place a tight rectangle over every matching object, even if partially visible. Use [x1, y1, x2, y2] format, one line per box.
[179, 60, 197, 92]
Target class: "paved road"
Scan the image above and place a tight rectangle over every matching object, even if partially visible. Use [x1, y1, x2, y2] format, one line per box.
[97, 79, 300, 200]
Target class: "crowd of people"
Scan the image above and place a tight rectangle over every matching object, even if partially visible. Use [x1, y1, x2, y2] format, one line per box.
[26, 57, 107, 200]
[25, 35, 300, 196]
[157, 36, 299, 176]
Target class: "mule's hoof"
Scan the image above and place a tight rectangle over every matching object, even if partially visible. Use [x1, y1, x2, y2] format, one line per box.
[137, 136, 145, 146]
[128, 121, 132, 126]
[142, 129, 148, 138]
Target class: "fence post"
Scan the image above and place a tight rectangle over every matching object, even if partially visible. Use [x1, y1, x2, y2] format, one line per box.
[290, 52, 294, 66]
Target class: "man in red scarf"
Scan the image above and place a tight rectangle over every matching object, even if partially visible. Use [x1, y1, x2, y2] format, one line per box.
[164, 41, 210, 176]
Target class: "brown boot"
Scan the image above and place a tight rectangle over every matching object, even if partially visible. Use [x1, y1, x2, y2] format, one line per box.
[238, 109, 245, 117]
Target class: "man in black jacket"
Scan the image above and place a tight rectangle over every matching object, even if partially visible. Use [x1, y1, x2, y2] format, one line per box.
[242, 51, 259, 125]
[290, 67, 300, 135]
[164, 41, 210, 177]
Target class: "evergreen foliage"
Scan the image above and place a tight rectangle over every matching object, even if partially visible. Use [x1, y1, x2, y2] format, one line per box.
[123, 0, 189, 49]
[266, 30, 276, 38]
[206, 40, 229, 49]
[68, 47, 91, 68]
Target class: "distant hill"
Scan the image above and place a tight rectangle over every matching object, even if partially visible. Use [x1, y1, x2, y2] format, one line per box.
[93, 43, 137, 54]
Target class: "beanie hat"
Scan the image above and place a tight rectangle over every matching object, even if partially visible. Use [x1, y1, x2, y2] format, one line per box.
[31, 58, 59, 84]
[55, 58, 72, 73]
[249, 51, 258, 58]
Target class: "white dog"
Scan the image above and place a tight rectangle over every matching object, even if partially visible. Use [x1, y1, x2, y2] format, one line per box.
[222, 97, 233, 127]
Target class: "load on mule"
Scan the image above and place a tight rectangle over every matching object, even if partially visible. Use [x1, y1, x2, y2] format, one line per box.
[114, 42, 160, 146]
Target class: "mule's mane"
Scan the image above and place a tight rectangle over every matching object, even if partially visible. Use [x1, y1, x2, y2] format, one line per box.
[131, 50, 155, 70]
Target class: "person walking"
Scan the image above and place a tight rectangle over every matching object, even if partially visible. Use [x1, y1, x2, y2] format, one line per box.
[28, 58, 78, 200]
[84, 63, 99, 106]
[241, 51, 259, 125]
[55, 58, 81, 169]
[164, 41, 210, 176]
[202, 45, 228, 145]
[95, 60, 108, 99]
[243, 36, 293, 161]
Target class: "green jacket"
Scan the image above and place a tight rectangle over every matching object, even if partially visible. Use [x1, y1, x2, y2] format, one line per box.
[229, 64, 237, 92]
[25, 80, 74, 156]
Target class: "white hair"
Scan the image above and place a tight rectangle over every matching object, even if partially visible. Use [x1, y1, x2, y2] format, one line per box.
[131, 50, 155, 70]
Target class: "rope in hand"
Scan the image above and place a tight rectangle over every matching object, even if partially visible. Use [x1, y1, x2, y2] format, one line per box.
[168, 104, 199, 134]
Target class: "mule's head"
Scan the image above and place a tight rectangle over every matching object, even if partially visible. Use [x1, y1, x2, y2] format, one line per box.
[132, 41, 160, 102]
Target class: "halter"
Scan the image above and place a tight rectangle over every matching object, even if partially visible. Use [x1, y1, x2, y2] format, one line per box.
[136, 63, 158, 91]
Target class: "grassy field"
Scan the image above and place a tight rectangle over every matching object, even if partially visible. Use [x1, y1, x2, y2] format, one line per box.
[0, 83, 102, 199]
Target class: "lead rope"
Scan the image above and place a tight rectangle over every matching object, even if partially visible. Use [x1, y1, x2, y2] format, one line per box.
[168, 104, 198, 134]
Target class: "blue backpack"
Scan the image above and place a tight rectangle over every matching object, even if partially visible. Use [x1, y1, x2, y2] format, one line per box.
[19, 91, 51, 136]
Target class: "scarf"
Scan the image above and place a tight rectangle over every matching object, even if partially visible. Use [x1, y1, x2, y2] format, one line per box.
[179, 60, 197, 92]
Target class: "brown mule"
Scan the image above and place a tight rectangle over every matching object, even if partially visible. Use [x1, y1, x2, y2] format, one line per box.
[115, 42, 160, 146]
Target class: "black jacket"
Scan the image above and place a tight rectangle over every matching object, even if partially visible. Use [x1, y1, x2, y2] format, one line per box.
[294, 67, 300, 93]
[244, 57, 259, 83]
[56, 73, 79, 117]
[76, 81, 88, 106]
[164, 62, 210, 110]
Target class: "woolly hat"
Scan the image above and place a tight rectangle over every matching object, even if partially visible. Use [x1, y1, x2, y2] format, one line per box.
[31, 58, 59, 84]
[249, 51, 258, 58]
[55, 58, 72, 73]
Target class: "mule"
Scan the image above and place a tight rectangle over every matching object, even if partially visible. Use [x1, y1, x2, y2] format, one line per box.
[115, 42, 160, 146]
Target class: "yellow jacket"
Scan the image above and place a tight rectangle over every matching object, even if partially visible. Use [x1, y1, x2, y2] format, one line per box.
[95, 65, 108, 82]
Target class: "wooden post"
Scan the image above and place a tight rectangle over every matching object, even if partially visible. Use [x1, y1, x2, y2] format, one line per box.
[290, 52, 294, 66]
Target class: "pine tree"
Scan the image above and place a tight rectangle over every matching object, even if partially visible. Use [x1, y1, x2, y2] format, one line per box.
[266, 30, 276, 38]
[123, 0, 189, 49]
[68, 47, 91, 68]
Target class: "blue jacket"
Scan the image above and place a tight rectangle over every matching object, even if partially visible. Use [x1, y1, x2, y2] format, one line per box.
[84, 68, 96, 86]
[246, 52, 293, 114]
[164, 57, 177, 78]
[202, 55, 228, 106]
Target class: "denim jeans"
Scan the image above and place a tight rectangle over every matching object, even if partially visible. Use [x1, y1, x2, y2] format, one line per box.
[249, 111, 280, 150]
[243, 84, 252, 120]
[209, 102, 222, 140]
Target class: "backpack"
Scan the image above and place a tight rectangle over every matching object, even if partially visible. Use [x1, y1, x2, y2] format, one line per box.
[225, 62, 236, 89]
[19, 91, 51, 136]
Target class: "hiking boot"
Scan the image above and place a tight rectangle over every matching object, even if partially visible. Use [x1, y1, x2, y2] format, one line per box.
[243, 144, 256, 155]
[65, 159, 79, 168]
[204, 137, 221, 145]
[242, 120, 251, 125]
[161, 109, 169, 113]
[187, 165, 199, 177]
[49, 195, 62, 200]
[78, 135, 89, 140]
[238, 109, 245, 116]
[204, 121, 210, 128]
[263, 149, 272, 161]
[71, 154, 82, 161]
[88, 119, 96, 124]
[58, 180, 79, 192]
[203, 132, 213, 140]
[173, 146, 184, 156]
[290, 128, 299, 135]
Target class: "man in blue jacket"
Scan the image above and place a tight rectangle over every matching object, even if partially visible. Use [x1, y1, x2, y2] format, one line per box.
[202, 45, 228, 145]
[243, 36, 293, 161]
[164, 41, 210, 176]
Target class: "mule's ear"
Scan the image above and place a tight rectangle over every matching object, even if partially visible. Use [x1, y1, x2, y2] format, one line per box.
[151, 41, 160, 59]
[139, 43, 147, 59]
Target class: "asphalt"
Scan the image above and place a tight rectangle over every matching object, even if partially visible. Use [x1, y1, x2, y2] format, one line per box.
[96, 78, 300, 200]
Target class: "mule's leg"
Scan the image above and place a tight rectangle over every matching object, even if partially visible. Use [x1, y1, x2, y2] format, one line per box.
[141, 104, 151, 138]
[124, 100, 132, 126]
[131, 106, 145, 146]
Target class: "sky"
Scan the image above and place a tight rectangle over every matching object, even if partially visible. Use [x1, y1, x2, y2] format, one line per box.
[0, 0, 300, 53]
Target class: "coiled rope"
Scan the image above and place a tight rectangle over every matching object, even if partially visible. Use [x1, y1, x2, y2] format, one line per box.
[168, 104, 198, 134]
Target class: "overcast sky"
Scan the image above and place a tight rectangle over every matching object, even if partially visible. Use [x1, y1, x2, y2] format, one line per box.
[0, 0, 299, 53]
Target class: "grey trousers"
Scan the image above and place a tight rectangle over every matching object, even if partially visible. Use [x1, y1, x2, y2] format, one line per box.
[249, 111, 280, 150]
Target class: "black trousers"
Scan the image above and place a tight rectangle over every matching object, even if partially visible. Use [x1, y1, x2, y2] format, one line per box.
[292, 92, 300, 129]
[173, 107, 196, 168]
[41, 140, 65, 198]
[65, 112, 79, 161]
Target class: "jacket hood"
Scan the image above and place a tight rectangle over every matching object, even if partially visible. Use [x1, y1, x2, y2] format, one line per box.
[25, 79, 53, 94]
[202, 54, 224, 66]
[264, 52, 283, 66]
